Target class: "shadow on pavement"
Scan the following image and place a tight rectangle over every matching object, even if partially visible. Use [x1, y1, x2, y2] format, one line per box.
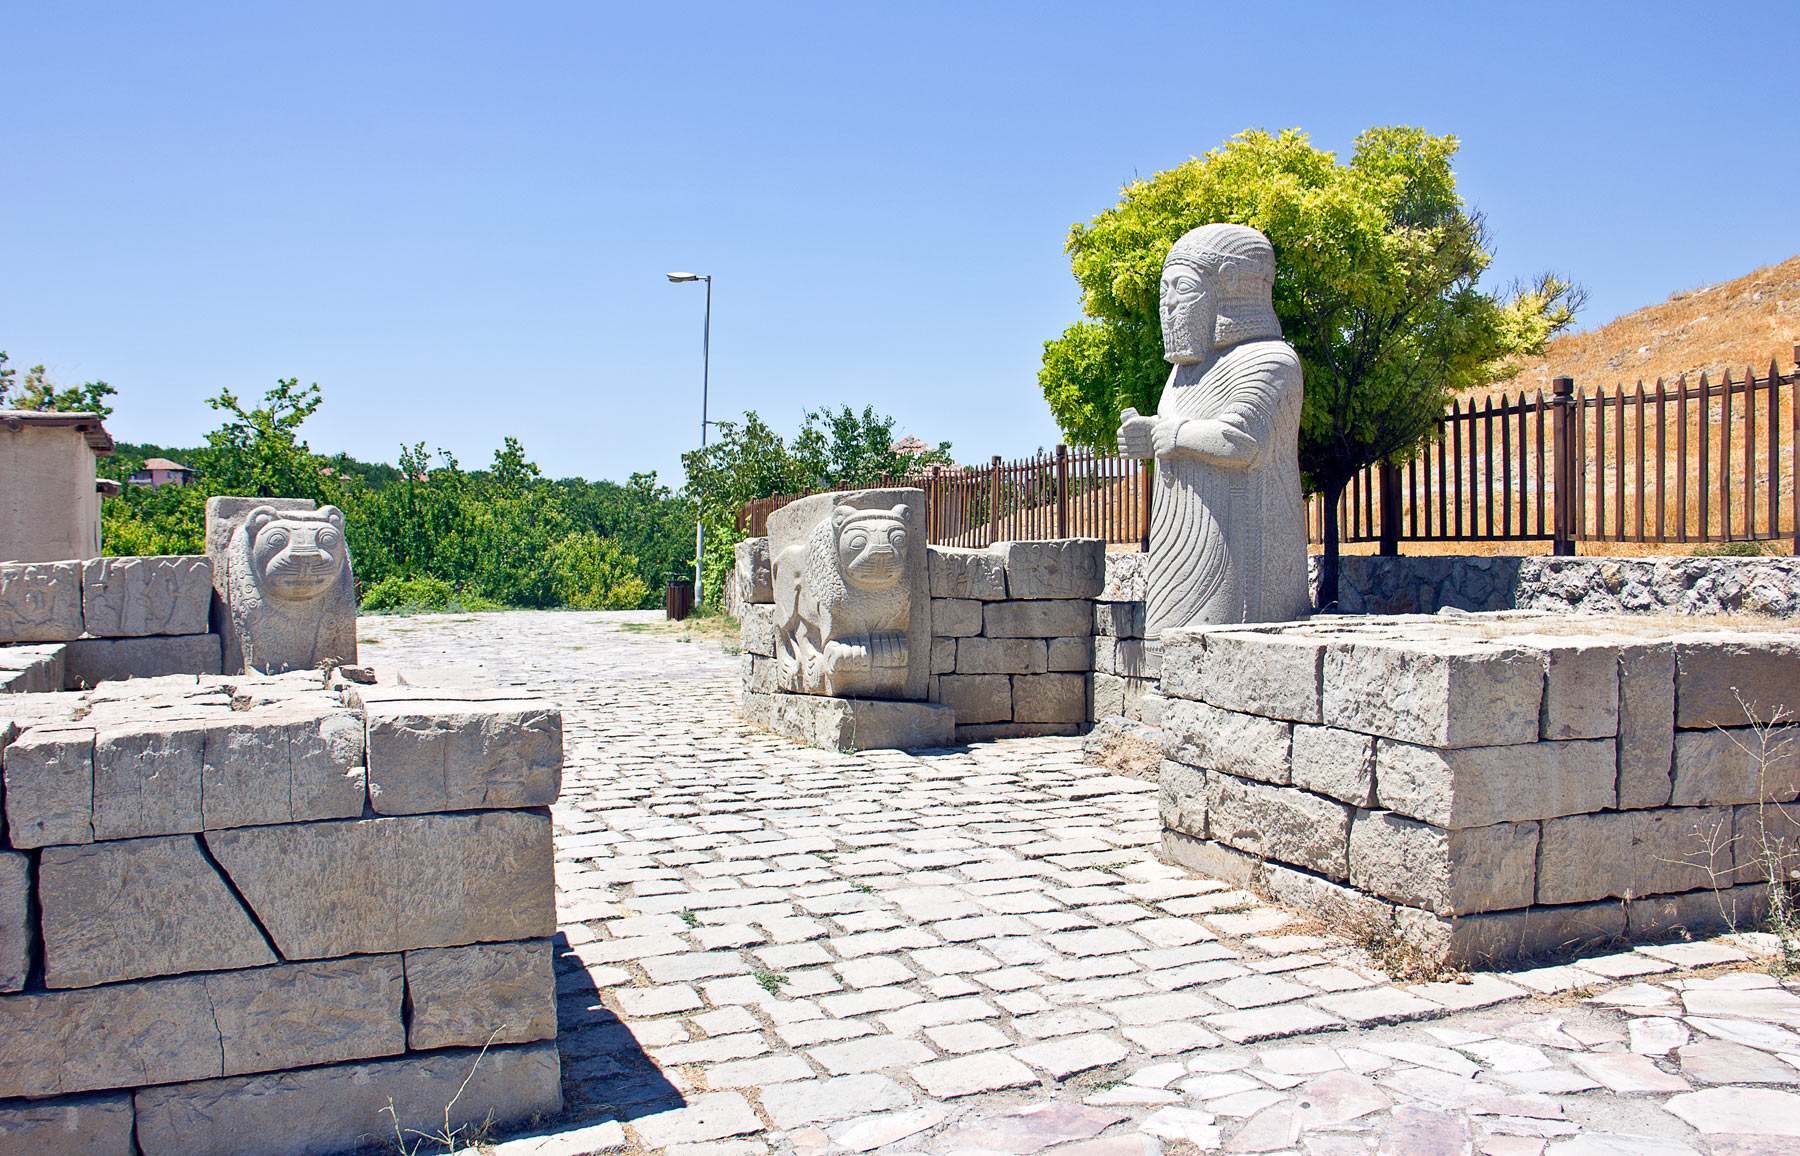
[552, 931, 686, 1124]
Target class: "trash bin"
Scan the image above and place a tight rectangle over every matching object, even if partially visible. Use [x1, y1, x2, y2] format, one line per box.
[665, 579, 694, 621]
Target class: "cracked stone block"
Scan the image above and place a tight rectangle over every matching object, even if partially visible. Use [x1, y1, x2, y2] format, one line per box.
[1100, 551, 1148, 602]
[0, 852, 29, 992]
[1158, 759, 1207, 838]
[1626, 883, 1766, 941]
[1374, 737, 1616, 829]
[1617, 641, 1676, 808]
[1519, 635, 1619, 739]
[935, 674, 1011, 725]
[1176, 629, 1325, 723]
[209, 957, 404, 1076]
[996, 539, 1105, 600]
[1348, 810, 1538, 915]
[1090, 672, 1152, 721]
[64, 634, 222, 688]
[1093, 637, 1156, 678]
[956, 637, 1045, 675]
[404, 940, 557, 1050]
[927, 547, 1007, 600]
[983, 600, 1091, 639]
[1730, 801, 1800, 884]
[931, 597, 983, 637]
[1671, 726, 1800, 806]
[1536, 808, 1734, 904]
[1412, 900, 1626, 969]
[1675, 632, 1800, 728]
[39, 834, 277, 989]
[92, 719, 206, 840]
[1094, 600, 1145, 639]
[1290, 725, 1375, 807]
[772, 694, 955, 751]
[204, 810, 555, 960]
[1163, 698, 1292, 785]
[132, 1040, 561, 1156]
[1012, 674, 1087, 724]
[929, 639, 956, 675]
[0, 974, 222, 1098]
[80, 555, 212, 638]
[0, 642, 65, 693]
[735, 536, 773, 605]
[740, 603, 775, 657]
[0, 560, 83, 642]
[0, 1091, 135, 1155]
[739, 688, 774, 729]
[200, 699, 367, 829]
[1324, 638, 1543, 747]
[365, 699, 560, 815]
[3, 725, 95, 848]
[1206, 770, 1353, 880]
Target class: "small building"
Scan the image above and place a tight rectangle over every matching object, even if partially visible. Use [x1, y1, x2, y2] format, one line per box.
[0, 410, 115, 561]
[128, 456, 194, 488]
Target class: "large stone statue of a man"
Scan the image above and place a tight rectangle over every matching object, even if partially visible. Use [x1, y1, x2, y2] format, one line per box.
[1117, 223, 1309, 635]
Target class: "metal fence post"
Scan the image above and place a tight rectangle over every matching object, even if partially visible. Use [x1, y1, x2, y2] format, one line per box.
[1139, 459, 1153, 553]
[1378, 462, 1401, 556]
[1055, 444, 1069, 538]
[988, 455, 1002, 547]
[1552, 376, 1576, 555]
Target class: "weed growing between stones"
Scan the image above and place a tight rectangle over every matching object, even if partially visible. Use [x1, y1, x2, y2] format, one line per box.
[381, 1032, 501, 1154]
[1322, 904, 1461, 984]
[679, 908, 700, 927]
[751, 968, 791, 995]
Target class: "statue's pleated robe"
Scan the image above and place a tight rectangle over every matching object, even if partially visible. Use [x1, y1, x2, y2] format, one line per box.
[1147, 337, 1310, 637]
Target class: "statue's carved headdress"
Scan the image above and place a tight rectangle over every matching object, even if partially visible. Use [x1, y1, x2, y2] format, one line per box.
[1164, 223, 1282, 348]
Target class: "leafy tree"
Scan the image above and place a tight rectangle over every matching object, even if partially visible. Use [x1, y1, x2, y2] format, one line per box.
[547, 531, 652, 609]
[1040, 127, 1582, 606]
[790, 406, 955, 488]
[0, 351, 117, 418]
[200, 378, 335, 501]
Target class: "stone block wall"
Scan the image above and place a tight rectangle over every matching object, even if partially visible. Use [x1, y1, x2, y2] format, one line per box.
[1, 557, 222, 690]
[0, 673, 563, 1153]
[1157, 612, 1799, 968]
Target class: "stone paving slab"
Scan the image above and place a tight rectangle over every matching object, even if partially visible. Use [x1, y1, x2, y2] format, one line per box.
[361, 612, 1800, 1156]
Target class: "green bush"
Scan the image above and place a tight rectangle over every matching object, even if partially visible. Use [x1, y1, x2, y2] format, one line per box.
[1693, 541, 1775, 558]
[358, 575, 501, 615]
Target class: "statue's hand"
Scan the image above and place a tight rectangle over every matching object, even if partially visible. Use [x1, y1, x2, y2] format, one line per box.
[867, 632, 908, 668]
[1117, 408, 1157, 459]
[822, 637, 871, 673]
[1151, 417, 1187, 460]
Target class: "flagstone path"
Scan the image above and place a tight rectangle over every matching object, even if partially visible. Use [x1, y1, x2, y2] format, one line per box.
[359, 610, 1800, 1156]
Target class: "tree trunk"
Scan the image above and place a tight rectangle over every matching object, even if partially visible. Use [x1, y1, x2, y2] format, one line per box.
[1316, 478, 1345, 612]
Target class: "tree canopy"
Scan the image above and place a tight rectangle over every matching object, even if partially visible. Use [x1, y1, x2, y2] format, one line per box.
[1039, 126, 1581, 605]
[0, 351, 116, 418]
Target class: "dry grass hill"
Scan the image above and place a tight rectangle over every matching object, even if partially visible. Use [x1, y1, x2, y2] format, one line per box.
[1495, 253, 1800, 396]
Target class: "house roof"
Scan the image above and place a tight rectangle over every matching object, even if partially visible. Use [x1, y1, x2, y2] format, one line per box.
[0, 410, 115, 454]
[141, 457, 191, 471]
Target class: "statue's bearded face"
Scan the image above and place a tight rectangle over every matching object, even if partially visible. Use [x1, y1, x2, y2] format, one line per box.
[1160, 259, 1217, 365]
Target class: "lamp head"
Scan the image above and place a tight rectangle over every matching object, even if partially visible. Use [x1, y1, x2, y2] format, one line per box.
[667, 272, 701, 283]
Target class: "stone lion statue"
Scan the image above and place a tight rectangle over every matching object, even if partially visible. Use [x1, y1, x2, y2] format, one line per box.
[218, 504, 358, 674]
[773, 502, 912, 697]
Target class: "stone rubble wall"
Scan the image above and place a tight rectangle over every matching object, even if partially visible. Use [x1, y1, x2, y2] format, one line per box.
[1155, 613, 1800, 968]
[0, 672, 564, 1154]
[0, 557, 222, 689]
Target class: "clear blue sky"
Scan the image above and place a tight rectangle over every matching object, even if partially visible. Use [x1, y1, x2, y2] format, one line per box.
[5, 1, 1796, 486]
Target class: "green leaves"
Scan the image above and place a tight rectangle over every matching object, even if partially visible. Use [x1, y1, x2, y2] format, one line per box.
[0, 351, 117, 418]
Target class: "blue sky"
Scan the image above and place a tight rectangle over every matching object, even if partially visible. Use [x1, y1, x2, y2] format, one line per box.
[5, 2, 1796, 485]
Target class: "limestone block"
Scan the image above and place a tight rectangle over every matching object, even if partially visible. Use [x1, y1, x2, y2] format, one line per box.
[1402, 899, 1625, 970]
[1046, 636, 1092, 672]
[214, 503, 358, 676]
[365, 699, 560, 816]
[1136, 689, 1166, 727]
[735, 536, 773, 604]
[1192, 629, 1325, 723]
[40, 835, 276, 988]
[1517, 636, 1619, 739]
[935, 674, 1011, 725]
[956, 722, 1082, 741]
[0, 641, 66, 692]
[741, 603, 775, 656]
[209, 956, 404, 1076]
[1348, 811, 1538, 915]
[1626, 884, 1767, 942]
[1731, 801, 1800, 884]
[204, 810, 556, 960]
[200, 699, 367, 828]
[92, 719, 205, 840]
[983, 599, 1092, 639]
[0, 1092, 135, 1156]
[132, 1040, 562, 1156]
[1290, 725, 1376, 807]
[1094, 637, 1155, 678]
[405, 939, 557, 1050]
[930, 597, 983, 637]
[64, 634, 221, 689]
[740, 688, 774, 729]
[1670, 727, 1800, 806]
[3, 725, 94, 847]
[996, 539, 1105, 599]
[1537, 808, 1734, 904]
[956, 637, 1045, 675]
[746, 653, 779, 692]
[1100, 550, 1148, 602]
[770, 693, 955, 751]
[1158, 758, 1207, 837]
[1162, 698, 1292, 785]
[769, 489, 929, 700]
[1674, 632, 1800, 727]
[0, 852, 29, 992]
[1011, 674, 1087, 724]
[1090, 673, 1152, 721]
[1325, 638, 1543, 747]
[927, 546, 1007, 600]
[928, 639, 956, 675]
[1094, 600, 1145, 638]
[0, 974, 222, 1098]
[1374, 738, 1616, 829]
[80, 556, 212, 638]
[1617, 641, 1676, 809]
[1206, 771, 1354, 880]
[0, 560, 83, 642]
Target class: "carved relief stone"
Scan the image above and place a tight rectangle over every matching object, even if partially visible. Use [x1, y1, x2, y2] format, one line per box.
[768, 488, 929, 700]
[212, 503, 357, 675]
[0, 561, 83, 642]
[81, 556, 213, 637]
[1117, 223, 1309, 635]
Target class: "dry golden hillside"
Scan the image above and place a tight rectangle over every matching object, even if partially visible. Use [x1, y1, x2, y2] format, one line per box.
[1495, 253, 1800, 396]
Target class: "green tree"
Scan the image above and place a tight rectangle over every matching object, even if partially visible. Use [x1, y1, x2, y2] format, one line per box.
[199, 378, 336, 501]
[547, 530, 652, 609]
[0, 351, 117, 418]
[1040, 127, 1581, 606]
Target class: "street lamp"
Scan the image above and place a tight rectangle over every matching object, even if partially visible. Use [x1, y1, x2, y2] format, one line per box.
[667, 271, 712, 609]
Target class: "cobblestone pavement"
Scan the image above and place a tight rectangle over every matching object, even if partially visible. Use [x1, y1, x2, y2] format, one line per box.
[361, 611, 1800, 1156]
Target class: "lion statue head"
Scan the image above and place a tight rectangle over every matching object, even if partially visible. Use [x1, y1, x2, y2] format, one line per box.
[243, 505, 350, 603]
[832, 503, 909, 592]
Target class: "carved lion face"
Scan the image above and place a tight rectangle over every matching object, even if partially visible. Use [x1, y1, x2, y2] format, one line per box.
[244, 505, 348, 602]
[833, 504, 909, 591]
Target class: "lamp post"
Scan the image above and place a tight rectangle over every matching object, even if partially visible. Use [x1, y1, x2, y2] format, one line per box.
[667, 271, 712, 608]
